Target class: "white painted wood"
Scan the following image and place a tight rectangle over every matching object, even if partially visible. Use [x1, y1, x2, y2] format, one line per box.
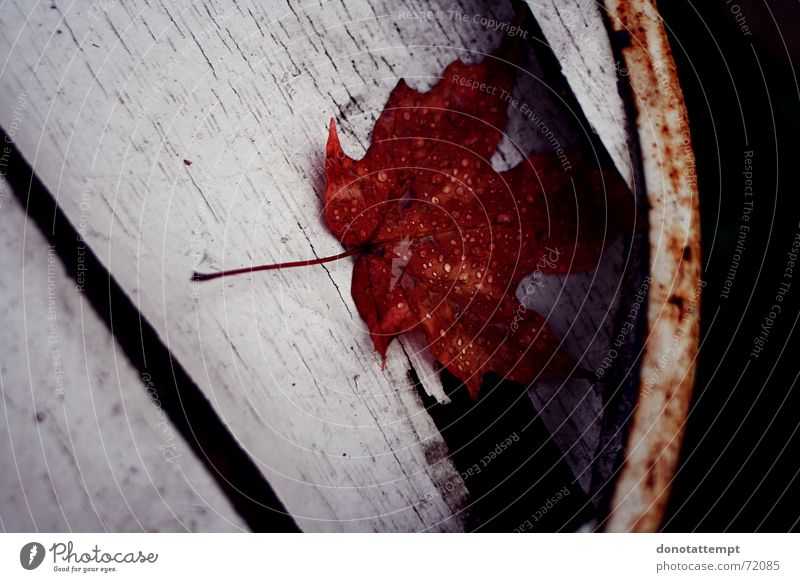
[0, 179, 246, 532]
[526, 0, 637, 190]
[0, 0, 638, 529]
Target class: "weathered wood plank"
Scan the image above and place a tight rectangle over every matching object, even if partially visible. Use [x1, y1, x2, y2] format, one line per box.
[0, 179, 246, 532]
[527, 0, 637, 189]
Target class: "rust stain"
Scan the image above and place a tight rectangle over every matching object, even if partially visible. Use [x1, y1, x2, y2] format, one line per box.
[603, 0, 702, 532]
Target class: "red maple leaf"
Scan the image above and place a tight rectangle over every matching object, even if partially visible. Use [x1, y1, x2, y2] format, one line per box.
[195, 39, 634, 399]
[320, 49, 633, 397]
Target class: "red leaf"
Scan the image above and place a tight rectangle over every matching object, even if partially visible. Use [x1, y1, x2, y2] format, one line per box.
[323, 45, 634, 398]
[192, 30, 636, 399]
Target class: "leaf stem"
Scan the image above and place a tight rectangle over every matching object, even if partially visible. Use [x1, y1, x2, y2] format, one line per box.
[191, 247, 362, 282]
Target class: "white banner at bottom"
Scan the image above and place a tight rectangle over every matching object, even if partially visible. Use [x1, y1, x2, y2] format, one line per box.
[0, 533, 797, 581]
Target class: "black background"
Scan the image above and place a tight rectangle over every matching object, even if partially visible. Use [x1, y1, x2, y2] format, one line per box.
[659, 0, 800, 531]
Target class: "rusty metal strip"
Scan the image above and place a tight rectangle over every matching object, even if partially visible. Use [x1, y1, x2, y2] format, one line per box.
[603, 0, 702, 531]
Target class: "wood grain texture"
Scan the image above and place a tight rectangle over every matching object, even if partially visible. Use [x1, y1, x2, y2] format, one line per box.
[0, 178, 246, 532]
[528, 0, 637, 190]
[0, 0, 641, 530]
